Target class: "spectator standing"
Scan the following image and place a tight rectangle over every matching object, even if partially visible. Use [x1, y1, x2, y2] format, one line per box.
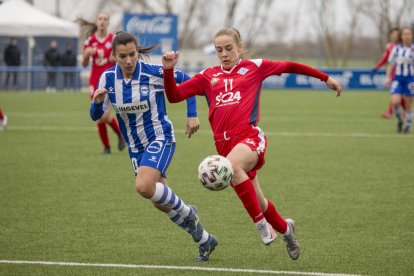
[3, 37, 21, 90]
[44, 40, 60, 92]
[60, 41, 77, 90]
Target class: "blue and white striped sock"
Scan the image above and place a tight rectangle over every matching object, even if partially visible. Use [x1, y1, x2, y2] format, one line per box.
[166, 210, 187, 230]
[151, 182, 191, 218]
[405, 111, 413, 129]
[394, 106, 403, 122]
[166, 210, 210, 244]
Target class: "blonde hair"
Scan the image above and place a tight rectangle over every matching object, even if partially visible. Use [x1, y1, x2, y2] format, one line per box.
[214, 27, 248, 59]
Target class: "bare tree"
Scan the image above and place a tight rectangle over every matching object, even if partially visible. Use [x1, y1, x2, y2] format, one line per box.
[224, 0, 240, 27]
[360, 0, 414, 55]
[341, 0, 365, 67]
[179, 1, 211, 48]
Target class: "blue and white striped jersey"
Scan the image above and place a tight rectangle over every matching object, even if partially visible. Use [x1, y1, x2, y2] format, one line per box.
[388, 44, 414, 77]
[98, 61, 196, 153]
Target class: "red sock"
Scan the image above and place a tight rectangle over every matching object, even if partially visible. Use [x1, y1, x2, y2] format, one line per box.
[0, 108, 4, 120]
[233, 179, 264, 223]
[97, 122, 110, 148]
[264, 199, 288, 234]
[108, 118, 121, 137]
[387, 101, 393, 114]
[401, 97, 406, 111]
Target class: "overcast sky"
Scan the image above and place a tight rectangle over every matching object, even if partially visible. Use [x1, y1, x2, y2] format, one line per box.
[32, 0, 410, 44]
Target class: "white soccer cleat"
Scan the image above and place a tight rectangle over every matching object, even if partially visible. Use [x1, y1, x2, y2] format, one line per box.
[283, 218, 300, 260]
[256, 218, 277, 245]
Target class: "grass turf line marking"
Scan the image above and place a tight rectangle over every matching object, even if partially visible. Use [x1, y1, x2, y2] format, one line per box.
[0, 260, 366, 276]
[7, 125, 411, 139]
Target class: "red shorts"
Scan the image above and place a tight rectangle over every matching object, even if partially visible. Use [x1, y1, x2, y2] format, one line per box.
[214, 125, 267, 180]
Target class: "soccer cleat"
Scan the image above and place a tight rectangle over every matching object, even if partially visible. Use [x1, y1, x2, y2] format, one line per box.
[256, 219, 277, 246]
[283, 218, 300, 260]
[102, 147, 111, 155]
[397, 121, 403, 133]
[196, 234, 218, 262]
[403, 126, 410, 134]
[381, 112, 392, 119]
[184, 205, 204, 242]
[118, 136, 126, 151]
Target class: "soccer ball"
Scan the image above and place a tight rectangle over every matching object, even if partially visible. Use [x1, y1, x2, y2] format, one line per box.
[198, 155, 234, 191]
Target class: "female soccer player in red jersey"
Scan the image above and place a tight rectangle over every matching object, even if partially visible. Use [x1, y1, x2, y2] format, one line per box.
[162, 27, 342, 260]
[373, 27, 406, 119]
[79, 12, 125, 154]
[0, 107, 7, 131]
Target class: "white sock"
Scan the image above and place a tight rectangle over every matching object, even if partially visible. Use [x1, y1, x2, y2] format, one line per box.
[283, 223, 290, 236]
[151, 182, 191, 218]
[199, 230, 209, 244]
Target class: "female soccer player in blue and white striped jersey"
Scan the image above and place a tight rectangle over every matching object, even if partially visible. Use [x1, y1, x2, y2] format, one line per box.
[385, 27, 414, 133]
[89, 31, 217, 262]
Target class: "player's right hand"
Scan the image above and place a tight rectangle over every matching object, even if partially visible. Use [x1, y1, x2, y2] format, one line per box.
[162, 51, 180, 70]
[383, 77, 391, 88]
[93, 88, 108, 104]
[84, 47, 95, 57]
[326, 76, 342, 97]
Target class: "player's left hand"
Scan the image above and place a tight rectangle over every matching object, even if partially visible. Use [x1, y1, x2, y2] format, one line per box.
[326, 76, 342, 97]
[186, 117, 200, 138]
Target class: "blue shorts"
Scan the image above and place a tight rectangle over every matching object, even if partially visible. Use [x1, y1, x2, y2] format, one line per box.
[390, 76, 414, 96]
[129, 140, 176, 177]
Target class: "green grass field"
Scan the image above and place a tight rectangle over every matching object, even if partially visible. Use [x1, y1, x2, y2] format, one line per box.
[0, 90, 413, 276]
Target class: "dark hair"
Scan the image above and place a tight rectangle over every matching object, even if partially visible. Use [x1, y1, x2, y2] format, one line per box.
[112, 31, 158, 60]
[390, 27, 399, 34]
[76, 12, 109, 38]
[214, 27, 248, 59]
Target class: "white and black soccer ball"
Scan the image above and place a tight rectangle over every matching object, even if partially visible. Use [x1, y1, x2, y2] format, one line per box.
[198, 155, 234, 191]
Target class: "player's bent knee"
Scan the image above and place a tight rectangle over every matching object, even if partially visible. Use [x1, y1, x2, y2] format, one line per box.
[231, 166, 248, 185]
[135, 180, 155, 199]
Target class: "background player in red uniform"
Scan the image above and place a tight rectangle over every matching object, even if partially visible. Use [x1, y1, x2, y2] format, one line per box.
[162, 27, 342, 260]
[79, 12, 125, 154]
[0, 107, 7, 131]
[373, 27, 406, 119]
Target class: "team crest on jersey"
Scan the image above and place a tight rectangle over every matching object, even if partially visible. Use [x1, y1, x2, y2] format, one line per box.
[211, 78, 219, 85]
[108, 87, 114, 93]
[105, 42, 112, 49]
[237, 68, 249, 75]
[140, 85, 150, 96]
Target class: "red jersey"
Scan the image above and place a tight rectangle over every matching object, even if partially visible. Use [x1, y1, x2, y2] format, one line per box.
[375, 42, 396, 69]
[84, 32, 116, 89]
[164, 59, 328, 135]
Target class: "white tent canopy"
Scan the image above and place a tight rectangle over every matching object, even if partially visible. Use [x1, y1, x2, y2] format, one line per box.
[0, 0, 79, 90]
[0, 0, 79, 37]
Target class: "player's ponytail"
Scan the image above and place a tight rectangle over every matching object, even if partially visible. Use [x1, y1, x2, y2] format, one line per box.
[77, 12, 110, 38]
[112, 31, 158, 61]
[214, 27, 249, 59]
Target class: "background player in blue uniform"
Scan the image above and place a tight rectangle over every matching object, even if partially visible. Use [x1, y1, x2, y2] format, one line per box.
[89, 31, 217, 262]
[385, 27, 414, 133]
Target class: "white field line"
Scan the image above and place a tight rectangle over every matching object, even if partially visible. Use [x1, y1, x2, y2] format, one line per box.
[0, 260, 366, 276]
[7, 125, 411, 139]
